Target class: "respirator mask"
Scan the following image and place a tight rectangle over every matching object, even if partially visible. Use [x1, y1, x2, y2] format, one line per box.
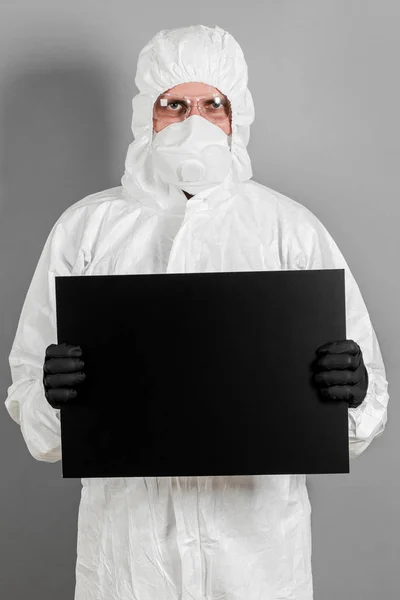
[152, 115, 233, 195]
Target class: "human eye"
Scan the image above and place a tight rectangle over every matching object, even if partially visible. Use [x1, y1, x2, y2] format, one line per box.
[208, 98, 223, 110]
[204, 96, 229, 112]
[167, 102, 182, 110]
[164, 99, 187, 114]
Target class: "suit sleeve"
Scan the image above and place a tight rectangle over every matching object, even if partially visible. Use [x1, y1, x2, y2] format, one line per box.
[5, 208, 87, 462]
[294, 213, 389, 460]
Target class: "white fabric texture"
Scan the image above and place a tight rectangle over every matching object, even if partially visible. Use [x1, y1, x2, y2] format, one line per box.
[152, 115, 233, 194]
[5, 24, 388, 600]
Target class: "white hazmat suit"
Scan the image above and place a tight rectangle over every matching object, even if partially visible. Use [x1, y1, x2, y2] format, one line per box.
[5, 25, 389, 600]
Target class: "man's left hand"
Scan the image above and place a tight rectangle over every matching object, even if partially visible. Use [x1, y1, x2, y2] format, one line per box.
[313, 340, 368, 408]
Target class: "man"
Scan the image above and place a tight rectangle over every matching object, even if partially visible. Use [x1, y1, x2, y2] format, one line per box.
[5, 25, 388, 600]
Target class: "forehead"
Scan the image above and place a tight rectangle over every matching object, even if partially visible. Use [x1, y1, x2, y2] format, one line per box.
[162, 82, 224, 97]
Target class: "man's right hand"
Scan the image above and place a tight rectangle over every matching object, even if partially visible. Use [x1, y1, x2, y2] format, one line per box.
[43, 343, 86, 409]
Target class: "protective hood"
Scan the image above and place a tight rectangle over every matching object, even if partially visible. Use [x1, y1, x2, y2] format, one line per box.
[121, 25, 255, 209]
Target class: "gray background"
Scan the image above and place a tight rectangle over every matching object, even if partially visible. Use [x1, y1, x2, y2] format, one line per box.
[0, 1, 398, 598]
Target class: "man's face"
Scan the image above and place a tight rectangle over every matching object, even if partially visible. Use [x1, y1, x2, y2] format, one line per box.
[152, 82, 232, 136]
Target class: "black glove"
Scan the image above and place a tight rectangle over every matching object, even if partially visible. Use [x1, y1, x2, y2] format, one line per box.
[43, 343, 86, 409]
[312, 339, 368, 408]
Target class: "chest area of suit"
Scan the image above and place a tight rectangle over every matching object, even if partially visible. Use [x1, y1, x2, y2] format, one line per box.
[84, 203, 284, 275]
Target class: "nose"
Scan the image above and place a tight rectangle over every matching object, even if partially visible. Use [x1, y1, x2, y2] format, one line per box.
[188, 104, 202, 118]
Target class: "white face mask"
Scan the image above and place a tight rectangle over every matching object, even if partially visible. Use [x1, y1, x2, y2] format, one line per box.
[151, 115, 232, 195]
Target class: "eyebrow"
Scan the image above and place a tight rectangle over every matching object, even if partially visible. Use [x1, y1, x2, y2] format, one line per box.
[158, 94, 225, 102]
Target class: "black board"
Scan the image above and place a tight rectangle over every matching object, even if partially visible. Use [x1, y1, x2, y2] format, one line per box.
[56, 269, 348, 478]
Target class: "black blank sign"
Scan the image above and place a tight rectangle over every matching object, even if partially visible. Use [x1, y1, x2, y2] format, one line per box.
[56, 269, 348, 478]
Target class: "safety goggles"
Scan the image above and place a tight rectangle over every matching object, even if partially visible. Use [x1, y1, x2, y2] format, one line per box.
[153, 93, 231, 124]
